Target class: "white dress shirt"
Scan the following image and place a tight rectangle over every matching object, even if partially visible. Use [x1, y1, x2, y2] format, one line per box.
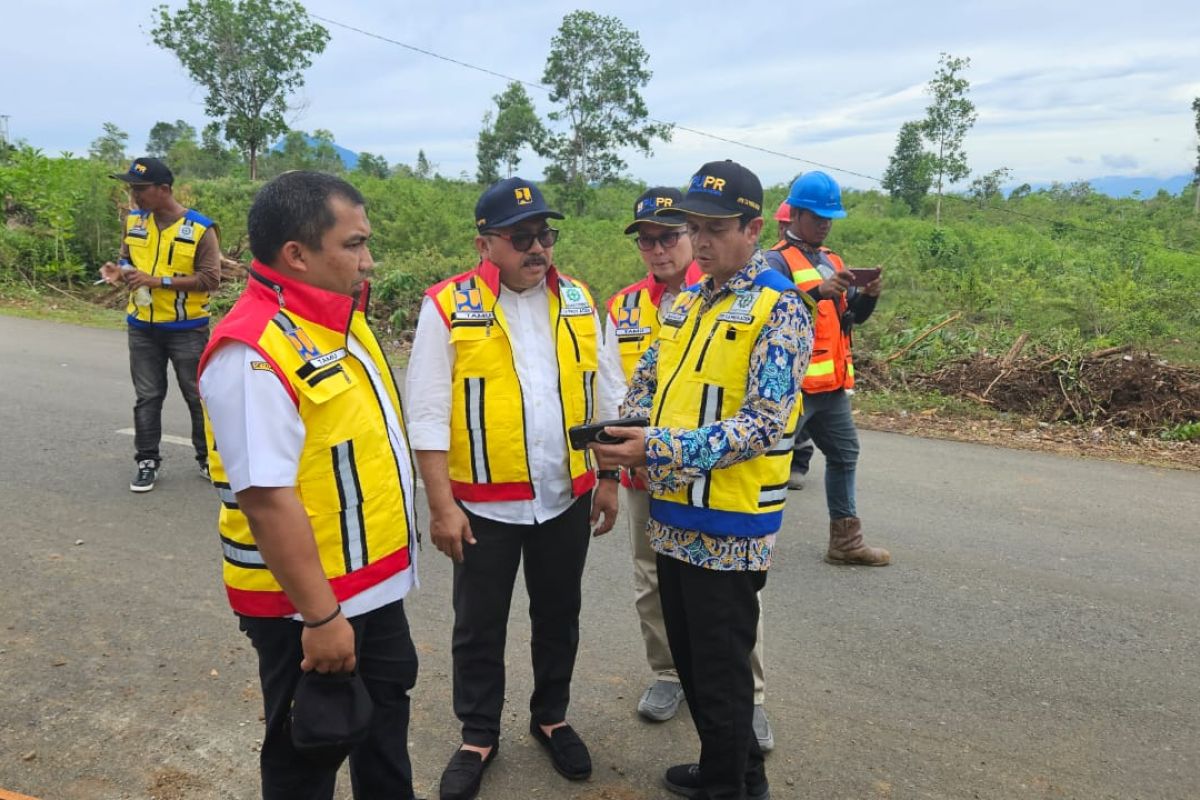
[200, 335, 418, 618]
[406, 278, 625, 525]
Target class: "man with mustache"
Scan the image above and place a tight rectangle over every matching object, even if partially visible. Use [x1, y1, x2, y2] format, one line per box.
[406, 177, 626, 800]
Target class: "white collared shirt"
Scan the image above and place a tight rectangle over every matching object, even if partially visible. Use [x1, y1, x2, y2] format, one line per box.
[199, 335, 418, 618]
[406, 278, 625, 524]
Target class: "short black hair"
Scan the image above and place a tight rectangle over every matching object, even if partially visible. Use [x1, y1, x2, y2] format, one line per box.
[248, 171, 366, 265]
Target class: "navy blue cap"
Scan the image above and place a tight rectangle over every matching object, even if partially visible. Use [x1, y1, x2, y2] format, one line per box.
[110, 157, 174, 186]
[663, 160, 763, 220]
[624, 187, 685, 234]
[475, 177, 563, 231]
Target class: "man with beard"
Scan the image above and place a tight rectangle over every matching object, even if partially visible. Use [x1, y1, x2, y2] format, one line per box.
[406, 177, 626, 800]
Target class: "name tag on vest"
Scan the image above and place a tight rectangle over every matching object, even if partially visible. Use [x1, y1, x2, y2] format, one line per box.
[309, 348, 347, 369]
[177, 223, 196, 243]
[560, 285, 593, 317]
[716, 291, 760, 324]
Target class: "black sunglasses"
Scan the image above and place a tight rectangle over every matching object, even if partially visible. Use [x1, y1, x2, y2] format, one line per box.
[635, 230, 685, 252]
[484, 227, 559, 252]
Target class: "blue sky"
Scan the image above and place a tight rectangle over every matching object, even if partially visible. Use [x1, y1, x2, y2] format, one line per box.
[4, 0, 1199, 189]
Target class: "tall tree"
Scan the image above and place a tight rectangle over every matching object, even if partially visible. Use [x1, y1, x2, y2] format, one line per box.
[415, 149, 433, 180]
[476, 82, 545, 184]
[881, 120, 933, 213]
[88, 122, 129, 165]
[921, 53, 977, 225]
[355, 152, 390, 179]
[146, 120, 197, 158]
[539, 11, 672, 212]
[967, 167, 1012, 207]
[149, 0, 329, 179]
[1192, 97, 1199, 215]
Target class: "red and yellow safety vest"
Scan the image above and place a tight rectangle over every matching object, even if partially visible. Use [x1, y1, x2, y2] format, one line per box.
[199, 262, 415, 617]
[770, 241, 855, 393]
[426, 260, 600, 502]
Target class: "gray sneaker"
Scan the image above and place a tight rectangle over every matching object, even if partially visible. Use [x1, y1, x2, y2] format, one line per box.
[787, 471, 805, 490]
[637, 679, 685, 722]
[753, 704, 774, 753]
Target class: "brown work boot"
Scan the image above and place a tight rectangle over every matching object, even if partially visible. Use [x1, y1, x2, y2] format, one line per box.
[826, 517, 890, 566]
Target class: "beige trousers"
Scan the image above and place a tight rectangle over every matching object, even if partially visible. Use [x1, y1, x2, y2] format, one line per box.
[624, 487, 766, 704]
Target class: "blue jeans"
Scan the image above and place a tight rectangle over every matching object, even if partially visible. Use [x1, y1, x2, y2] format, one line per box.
[796, 389, 859, 519]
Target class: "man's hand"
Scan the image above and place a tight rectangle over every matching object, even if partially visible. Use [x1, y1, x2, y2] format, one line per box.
[300, 614, 357, 673]
[429, 503, 476, 563]
[818, 270, 852, 299]
[590, 425, 647, 468]
[124, 270, 159, 289]
[864, 267, 884, 298]
[98, 262, 123, 285]
[590, 478, 618, 536]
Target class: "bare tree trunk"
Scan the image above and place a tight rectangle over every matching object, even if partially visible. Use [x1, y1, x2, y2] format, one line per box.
[1193, 180, 1199, 216]
[249, 143, 258, 181]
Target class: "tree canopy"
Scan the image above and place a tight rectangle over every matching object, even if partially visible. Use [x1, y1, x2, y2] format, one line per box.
[922, 53, 977, 224]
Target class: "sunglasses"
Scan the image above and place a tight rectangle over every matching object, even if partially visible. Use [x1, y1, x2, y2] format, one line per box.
[634, 230, 685, 252]
[484, 227, 559, 252]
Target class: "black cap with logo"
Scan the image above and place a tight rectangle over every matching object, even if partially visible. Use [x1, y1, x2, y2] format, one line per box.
[474, 177, 564, 232]
[661, 160, 763, 220]
[110, 157, 174, 186]
[289, 670, 374, 767]
[624, 186, 685, 234]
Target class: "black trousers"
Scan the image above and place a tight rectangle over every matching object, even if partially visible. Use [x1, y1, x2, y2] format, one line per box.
[658, 553, 767, 800]
[127, 324, 208, 465]
[453, 495, 593, 746]
[238, 600, 419, 800]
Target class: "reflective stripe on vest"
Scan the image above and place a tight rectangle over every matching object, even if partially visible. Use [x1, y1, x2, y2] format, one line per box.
[428, 262, 599, 503]
[199, 264, 414, 617]
[124, 208, 213, 326]
[770, 241, 855, 393]
[648, 269, 803, 537]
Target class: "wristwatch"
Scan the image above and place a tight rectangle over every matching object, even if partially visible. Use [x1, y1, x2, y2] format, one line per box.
[597, 469, 620, 481]
[160, 276, 173, 289]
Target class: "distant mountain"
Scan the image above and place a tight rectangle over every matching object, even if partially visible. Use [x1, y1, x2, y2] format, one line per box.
[269, 134, 359, 170]
[1018, 173, 1194, 199]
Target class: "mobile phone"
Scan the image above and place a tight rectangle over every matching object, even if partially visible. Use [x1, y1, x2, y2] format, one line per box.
[568, 417, 648, 450]
[848, 267, 881, 287]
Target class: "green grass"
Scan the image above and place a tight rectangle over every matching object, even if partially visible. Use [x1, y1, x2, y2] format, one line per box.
[851, 388, 1001, 420]
[0, 284, 126, 329]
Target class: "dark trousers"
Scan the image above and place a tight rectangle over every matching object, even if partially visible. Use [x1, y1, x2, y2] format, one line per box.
[658, 553, 767, 800]
[238, 600, 419, 800]
[453, 495, 593, 746]
[128, 325, 208, 465]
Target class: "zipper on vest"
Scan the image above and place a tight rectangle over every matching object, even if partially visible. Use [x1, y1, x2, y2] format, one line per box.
[652, 309, 705, 426]
[692, 321, 720, 372]
[563, 317, 581, 362]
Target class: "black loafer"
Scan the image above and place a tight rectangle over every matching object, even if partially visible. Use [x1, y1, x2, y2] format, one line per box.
[664, 763, 770, 800]
[438, 744, 497, 800]
[529, 720, 591, 780]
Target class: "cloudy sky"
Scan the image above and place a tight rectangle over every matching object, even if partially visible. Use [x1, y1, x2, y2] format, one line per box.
[4, 0, 1199, 189]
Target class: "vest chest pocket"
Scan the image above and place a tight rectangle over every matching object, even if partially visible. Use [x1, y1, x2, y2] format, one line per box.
[169, 238, 198, 269]
[695, 320, 757, 385]
[563, 322, 598, 371]
[449, 321, 504, 375]
[124, 236, 152, 265]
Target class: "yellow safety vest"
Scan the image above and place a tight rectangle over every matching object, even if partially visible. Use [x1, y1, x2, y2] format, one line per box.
[770, 241, 855, 392]
[426, 260, 600, 502]
[649, 268, 802, 536]
[123, 208, 214, 328]
[199, 262, 416, 617]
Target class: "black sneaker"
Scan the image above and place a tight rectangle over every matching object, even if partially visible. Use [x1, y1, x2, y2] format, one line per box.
[130, 459, 159, 493]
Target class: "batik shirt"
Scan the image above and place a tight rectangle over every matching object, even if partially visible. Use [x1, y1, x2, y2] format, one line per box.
[620, 251, 813, 571]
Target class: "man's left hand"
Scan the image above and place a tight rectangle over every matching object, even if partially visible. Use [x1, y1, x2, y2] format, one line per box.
[124, 271, 159, 289]
[590, 426, 647, 468]
[590, 478, 618, 536]
[864, 267, 884, 297]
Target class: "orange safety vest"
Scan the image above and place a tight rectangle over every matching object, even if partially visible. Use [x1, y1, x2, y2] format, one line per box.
[770, 241, 855, 393]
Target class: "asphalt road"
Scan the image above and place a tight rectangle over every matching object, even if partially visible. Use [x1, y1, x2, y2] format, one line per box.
[0, 314, 1197, 800]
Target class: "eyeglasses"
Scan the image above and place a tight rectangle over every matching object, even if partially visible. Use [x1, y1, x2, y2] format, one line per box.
[634, 230, 685, 251]
[484, 227, 559, 252]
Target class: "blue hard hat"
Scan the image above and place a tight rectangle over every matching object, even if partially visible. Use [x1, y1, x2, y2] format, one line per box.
[785, 172, 846, 219]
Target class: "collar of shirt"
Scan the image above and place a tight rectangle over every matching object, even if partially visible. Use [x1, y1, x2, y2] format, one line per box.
[696, 251, 772, 307]
[498, 277, 547, 299]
